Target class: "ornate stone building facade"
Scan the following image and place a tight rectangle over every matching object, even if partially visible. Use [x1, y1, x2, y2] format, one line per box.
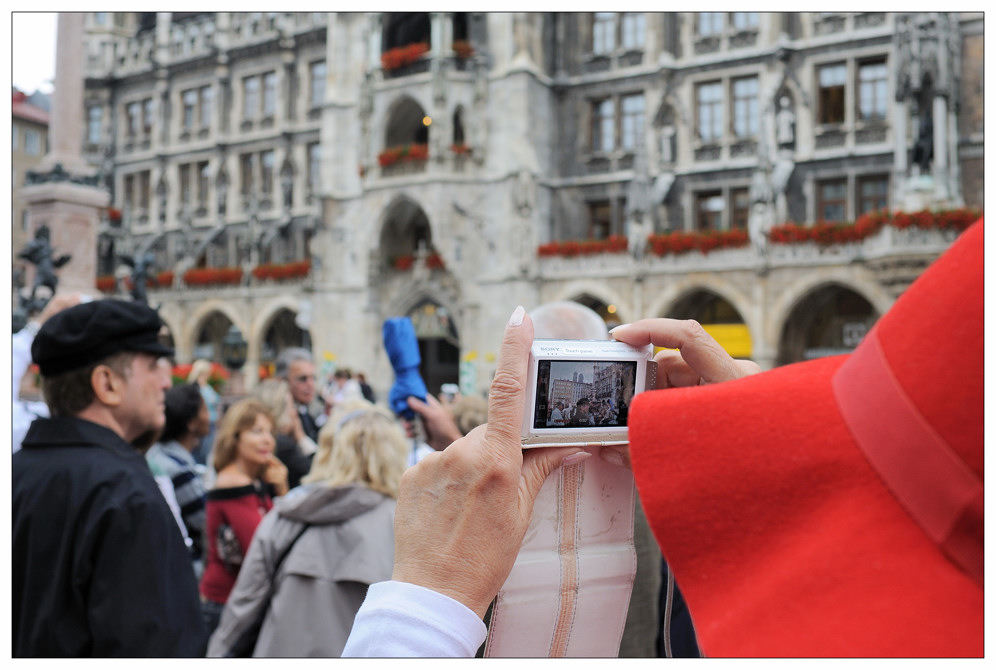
[78, 12, 983, 398]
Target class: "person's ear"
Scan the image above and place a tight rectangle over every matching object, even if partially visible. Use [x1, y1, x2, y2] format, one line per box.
[91, 364, 126, 407]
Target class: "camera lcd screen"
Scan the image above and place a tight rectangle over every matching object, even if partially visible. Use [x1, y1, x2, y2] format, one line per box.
[532, 359, 637, 430]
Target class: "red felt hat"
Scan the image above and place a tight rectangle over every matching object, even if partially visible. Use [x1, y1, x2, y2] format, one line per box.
[629, 219, 984, 657]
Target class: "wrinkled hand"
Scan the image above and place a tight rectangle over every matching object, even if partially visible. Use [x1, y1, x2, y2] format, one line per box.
[391, 307, 588, 618]
[602, 318, 762, 469]
[407, 393, 463, 451]
[263, 454, 289, 496]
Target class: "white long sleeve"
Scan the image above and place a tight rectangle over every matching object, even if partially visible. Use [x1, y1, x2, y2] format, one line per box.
[342, 581, 487, 657]
[12, 328, 48, 453]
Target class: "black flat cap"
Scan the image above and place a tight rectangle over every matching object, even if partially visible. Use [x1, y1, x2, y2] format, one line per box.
[32, 299, 175, 377]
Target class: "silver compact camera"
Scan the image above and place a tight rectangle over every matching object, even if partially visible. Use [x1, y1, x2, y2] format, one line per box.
[521, 339, 657, 448]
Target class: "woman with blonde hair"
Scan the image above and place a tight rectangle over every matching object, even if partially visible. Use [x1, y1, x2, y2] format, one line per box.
[199, 398, 288, 638]
[207, 398, 407, 657]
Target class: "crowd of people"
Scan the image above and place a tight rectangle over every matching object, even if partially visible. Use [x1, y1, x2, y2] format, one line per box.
[545, 396, 624, 427]
[10, 219, 983, 658]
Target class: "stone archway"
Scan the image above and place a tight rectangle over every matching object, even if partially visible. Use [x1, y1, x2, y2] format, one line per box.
[666, 289, 753, 358]
[378, 195, 435, 272]
[259, 307, 311, 377]
[777, 284, 878, 366]
[192, 311, 234, 363]
[573, 293, 623, 331]
[406, 300, 459, 397]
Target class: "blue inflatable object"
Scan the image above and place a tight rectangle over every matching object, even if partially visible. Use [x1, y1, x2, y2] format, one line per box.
[382, 317, 428, 420]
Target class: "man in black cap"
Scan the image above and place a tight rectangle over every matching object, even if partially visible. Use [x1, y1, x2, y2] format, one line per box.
[11, 299, 208, 657]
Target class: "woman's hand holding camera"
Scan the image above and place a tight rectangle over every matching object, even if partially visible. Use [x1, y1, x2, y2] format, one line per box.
[601, 318, 762, 469]
[391, 307, 587, 618]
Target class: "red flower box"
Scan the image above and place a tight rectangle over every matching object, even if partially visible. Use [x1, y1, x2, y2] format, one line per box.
[538, 235, 630, 258]
[645, 229, 749, 257]
[182, 266, 243, 286]
[452, 40, 474, 60]
[251, 260, 312, 281]
[393, 253, 445, 271]
[381, 42, 429, 71]
[96, 275, 117, 293]
[768, 207, 980, 247]
[378, 143, 430, 168]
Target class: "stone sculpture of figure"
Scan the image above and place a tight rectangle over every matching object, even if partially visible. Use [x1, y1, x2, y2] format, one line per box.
[912, 115, 934, 174]
[776, 96, 795, 147]
[659, 123, 676, 165]
[120, 252, 156, 305]
[513, 169, 537, 217]
[748, 166, 775, 260]
[18, 225, 71, 310]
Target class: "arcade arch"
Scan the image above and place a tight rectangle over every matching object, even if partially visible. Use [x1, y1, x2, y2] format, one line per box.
[259, 307, 311, 374]
[378, 196, 435, 271]
[777, 283, 878, 366]
[666, 288, 753, 358]
[384, 95, 430, 148]
[406, 299, 460, 396]
[192, 311, 235, 362]
[572, 293, 623, 331]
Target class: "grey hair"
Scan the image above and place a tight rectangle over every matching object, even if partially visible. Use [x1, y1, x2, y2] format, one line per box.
[528, 301, 610, 340]
[274, 347, 314, 379]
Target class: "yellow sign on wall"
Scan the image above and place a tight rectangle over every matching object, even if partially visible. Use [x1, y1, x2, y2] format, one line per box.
[651, 323, 753, 359]
[702, 323, 753, 359]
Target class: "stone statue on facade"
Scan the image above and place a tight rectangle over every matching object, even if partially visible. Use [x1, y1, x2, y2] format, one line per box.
[17, 225, 71, 313]
[776, 96, 795, 148]
[748, 163, 775, 261]
[513, 169, 537, 217]
[912, 114, 934, 174]
[119, 251, 156, 305]
[659, 122, 676, 165]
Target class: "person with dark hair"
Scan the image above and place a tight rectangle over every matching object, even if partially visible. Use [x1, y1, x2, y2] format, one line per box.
[12, 299, 207, 656]
[147, 383, 212, 574]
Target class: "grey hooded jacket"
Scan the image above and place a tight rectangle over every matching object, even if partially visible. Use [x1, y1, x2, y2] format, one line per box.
[206, 482, 396, 657]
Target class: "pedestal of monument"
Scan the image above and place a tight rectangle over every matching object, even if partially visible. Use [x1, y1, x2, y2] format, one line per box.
[19, 180, 110, 297]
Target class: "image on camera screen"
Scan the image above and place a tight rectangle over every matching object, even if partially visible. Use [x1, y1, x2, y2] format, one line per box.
[532, 359, 637, 430]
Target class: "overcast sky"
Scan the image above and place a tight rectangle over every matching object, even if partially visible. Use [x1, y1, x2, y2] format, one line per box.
[11, 13, 58, 94]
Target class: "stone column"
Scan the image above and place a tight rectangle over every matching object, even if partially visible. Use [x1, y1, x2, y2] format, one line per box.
[892, 98, 908, 208]
[39, 13, 91, 176]
[932, 94, 950, 201]
[21, 11, 110, 299]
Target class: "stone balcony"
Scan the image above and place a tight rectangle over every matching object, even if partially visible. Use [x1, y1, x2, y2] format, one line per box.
[536, 224, 963, 282]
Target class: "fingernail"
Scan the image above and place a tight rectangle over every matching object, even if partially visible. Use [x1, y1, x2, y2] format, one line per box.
[562, 450, 591, 467]
[508, 305, 525, 328]
[608, 324, 629, 336]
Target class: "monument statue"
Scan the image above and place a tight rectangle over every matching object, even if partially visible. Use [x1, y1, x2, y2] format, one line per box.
[17, 225, 72, 312]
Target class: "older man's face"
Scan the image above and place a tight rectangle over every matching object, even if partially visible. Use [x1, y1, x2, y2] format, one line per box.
[287, 359, 317, 406]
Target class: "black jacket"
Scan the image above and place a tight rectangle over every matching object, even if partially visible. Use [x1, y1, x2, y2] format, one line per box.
[12, 417, 208, 657]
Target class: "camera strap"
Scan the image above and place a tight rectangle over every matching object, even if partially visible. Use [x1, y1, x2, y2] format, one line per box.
[484, 450, 637, 657]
